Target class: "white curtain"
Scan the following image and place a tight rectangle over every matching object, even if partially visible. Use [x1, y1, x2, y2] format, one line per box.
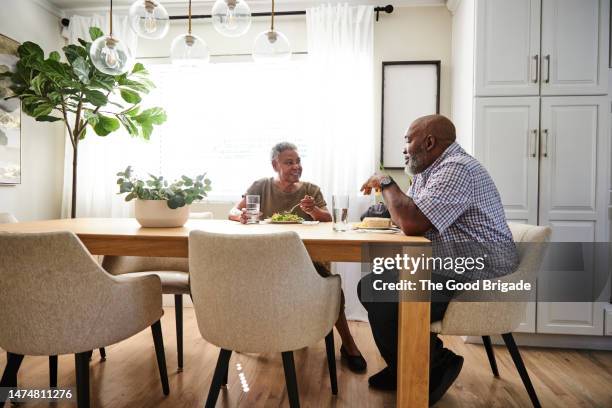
[306, 4, 376, 321]
[61, 15, 140, 218]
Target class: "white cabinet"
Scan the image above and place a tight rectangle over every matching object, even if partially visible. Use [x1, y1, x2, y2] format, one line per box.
[541, 0, 609, 95]
[474, 97, 539, 224]
[453, 0, 610, 338]
[475, 0, 541, 96]
[474, 0, 609, 97]
[539, 96, 608, 241]
[473, 96, 609, 335]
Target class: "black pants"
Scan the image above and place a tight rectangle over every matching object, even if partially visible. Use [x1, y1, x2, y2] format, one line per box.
[357, 273, 454, 374]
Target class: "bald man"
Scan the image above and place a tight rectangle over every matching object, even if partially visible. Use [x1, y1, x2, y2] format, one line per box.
[359, 115, 517, 404]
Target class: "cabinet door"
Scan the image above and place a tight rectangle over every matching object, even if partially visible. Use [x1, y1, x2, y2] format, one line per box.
[475, 0, 541, 96]
[539, 96, 607, 236]
[537, 96, 608, 335]
[474, 97, 540, 224]
[541, 0, 609, 95]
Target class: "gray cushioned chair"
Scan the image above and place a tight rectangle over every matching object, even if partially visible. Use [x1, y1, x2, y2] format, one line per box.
[189, 230, 341, 408]
[430, 223, 551, 408]
[100, 211, 212, 372]
[0, 232, 170, 408]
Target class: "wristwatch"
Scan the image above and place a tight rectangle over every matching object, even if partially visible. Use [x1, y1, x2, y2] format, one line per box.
[379, 175, 396, 191]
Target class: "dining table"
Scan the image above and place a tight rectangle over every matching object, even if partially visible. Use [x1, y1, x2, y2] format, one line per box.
[0, 218, 432, 408]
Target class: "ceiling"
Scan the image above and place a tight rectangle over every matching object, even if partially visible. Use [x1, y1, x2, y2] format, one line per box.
[47, 0, 446, 13]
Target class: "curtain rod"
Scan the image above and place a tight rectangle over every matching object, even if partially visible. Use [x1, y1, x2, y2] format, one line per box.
[60, 5, 393, 27]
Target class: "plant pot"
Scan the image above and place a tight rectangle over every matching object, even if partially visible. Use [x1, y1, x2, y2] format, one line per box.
[135, 199, 190, 228]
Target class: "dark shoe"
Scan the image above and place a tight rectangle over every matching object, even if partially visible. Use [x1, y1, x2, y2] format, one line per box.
[340, 345, 367, 373]
[368, 367, 396, 391]
[429, 353, 464, 406]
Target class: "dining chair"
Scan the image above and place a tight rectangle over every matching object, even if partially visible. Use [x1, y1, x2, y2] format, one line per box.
[100, 210, 213, 371]
[430, 223, 551, 408]
[0, 231, 170, 408]
[189, 230, 341, 408]
[0, 213, 108, 386]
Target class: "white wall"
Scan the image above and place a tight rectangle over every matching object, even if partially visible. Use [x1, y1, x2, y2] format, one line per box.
[0, 0, 65, 221]
[137, 6, 452, 194]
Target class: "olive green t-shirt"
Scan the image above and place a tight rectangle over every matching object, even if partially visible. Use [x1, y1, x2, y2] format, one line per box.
[245, 178, 327, 221]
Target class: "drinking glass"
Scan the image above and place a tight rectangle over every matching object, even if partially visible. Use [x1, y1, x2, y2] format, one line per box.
[332, 195, 349, 232]
[246, 195, 260, 224]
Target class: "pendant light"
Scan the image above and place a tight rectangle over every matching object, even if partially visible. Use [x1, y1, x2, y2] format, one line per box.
[252, 0, 291, 63]
[90, 0, 134, 75]
[170, 0, 210, 67]
[211, 0, 251, 37]
[129, 0, 170, 39]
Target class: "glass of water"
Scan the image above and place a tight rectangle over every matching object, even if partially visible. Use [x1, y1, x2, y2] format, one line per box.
[245, 195, 260, 224]
[332, 195, 349, 232]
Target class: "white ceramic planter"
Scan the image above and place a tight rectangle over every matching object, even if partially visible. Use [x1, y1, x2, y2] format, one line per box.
[135, 200, 190, 228]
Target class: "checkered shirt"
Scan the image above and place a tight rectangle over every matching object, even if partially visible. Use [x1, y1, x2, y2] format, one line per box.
[407, 142, 518, 279]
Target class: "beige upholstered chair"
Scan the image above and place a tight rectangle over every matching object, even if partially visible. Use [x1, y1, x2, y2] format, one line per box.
[0, 232, 170, 408]
[189, 231, 341, 408]
[101, 211, 212, 371]
[430, 223, 551, 408]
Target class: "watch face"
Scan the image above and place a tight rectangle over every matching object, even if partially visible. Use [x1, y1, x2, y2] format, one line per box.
[380, 176, 393, 187]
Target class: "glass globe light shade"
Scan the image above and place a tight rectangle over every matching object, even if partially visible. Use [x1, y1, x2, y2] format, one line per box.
[252, 30, 291, 63]
[211, 0, 251, 38]
[170, 33, 210, 67]
[89, 35, 134, 75]
[129, 0, 170, 39]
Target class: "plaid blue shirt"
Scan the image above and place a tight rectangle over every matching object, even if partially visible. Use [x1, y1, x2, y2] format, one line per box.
[407, 142, 518, 279]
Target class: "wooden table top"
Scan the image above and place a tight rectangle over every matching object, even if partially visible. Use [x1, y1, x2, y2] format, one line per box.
[0, 218, 429, 260]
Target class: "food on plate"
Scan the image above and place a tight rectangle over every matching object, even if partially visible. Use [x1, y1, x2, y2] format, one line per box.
[360, 217, 392, 229]
[270, 213, 304, 223]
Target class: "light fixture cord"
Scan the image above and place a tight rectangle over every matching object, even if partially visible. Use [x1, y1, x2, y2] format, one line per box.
[188, 0, 192, 34]
[271, 0, 275, 31]
[109, 0, 113, 36]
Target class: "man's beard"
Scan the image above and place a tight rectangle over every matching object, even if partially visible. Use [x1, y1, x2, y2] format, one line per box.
[404, 147, 426, 175]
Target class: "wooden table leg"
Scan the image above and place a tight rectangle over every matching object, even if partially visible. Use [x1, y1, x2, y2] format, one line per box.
[397, 245, 431, 408]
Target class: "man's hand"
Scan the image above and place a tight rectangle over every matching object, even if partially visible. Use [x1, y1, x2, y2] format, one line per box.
[299, 195, 316, 215]
[360, 174, 386, 195]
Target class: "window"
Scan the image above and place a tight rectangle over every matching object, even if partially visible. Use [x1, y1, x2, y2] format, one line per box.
[139, 58, 314, 201]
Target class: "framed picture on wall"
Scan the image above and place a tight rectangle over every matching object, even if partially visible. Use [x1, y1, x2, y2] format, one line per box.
[0, 34, 21, 185]
[381, 61, 440, 169]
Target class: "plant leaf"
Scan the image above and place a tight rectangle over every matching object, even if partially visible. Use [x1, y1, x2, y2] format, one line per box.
[131, 62, 147, 74]
[72, 57, 90, 84]
[84, 89, 107, 106]
[49, 51, 61, 62]
[35, 115, 63, 122]
[31, 103, 53, 117]
[89, 27, 104, 41]
[18, 42, 44, 61]
[120, 89, 141, 104]
[92, 114, 120, 136]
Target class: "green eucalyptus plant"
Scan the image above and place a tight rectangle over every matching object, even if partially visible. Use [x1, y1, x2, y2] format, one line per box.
[116, 166, 212, 209]
[0, 27, 167, 218]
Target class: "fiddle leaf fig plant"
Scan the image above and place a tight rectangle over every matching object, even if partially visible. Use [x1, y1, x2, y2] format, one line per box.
[0, 26, 167, 218]
[116, 166, 212, 209]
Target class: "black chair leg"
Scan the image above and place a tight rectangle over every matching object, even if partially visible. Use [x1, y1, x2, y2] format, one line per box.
[205, 349, 232, 408]
[86, 350, 93, 361]
[175, 294, 183, 372]
[324, 331, 338, 395]
[1, 352, 24, 407]
[75, 351, 90, 408]
[482, 336, 499, 377]
[49, 355, 58, 387]
[151, 320, 170, 396]
[99, 348, 106, 361]
[501, 333, 541, 408]
[282, 351, 300, 408]
[222, 364, 229, 387]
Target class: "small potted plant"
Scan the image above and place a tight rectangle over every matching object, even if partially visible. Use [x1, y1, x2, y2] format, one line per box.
[117, 166, 211, 227]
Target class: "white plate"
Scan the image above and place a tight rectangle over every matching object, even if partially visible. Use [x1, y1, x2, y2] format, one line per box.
[354, 228, 399, 234]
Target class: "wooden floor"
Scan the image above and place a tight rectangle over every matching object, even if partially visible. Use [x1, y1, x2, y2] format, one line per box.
[2, 308, 611, 408]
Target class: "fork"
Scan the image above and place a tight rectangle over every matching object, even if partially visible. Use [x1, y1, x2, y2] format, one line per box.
[286, 202, 301, 214]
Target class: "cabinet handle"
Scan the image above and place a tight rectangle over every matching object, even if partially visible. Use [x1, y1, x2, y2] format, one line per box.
[530, 129, 538, 157]
[532, 55, 539, 83]
[544, 54, 550, 83]
[541, 129, 549, 157]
